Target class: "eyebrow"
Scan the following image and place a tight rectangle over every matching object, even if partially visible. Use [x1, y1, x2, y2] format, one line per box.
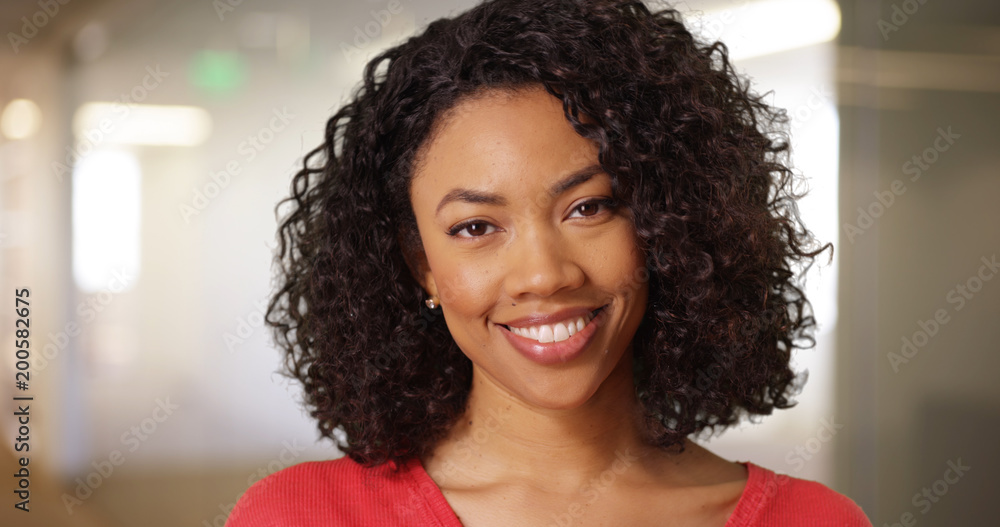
[434, 163, 604, 217]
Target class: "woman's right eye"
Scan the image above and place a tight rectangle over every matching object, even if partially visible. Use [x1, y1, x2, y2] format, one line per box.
[447, 220, 497, 238]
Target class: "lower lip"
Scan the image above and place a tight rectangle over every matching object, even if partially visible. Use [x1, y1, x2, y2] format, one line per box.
[497, 307, 608, 366]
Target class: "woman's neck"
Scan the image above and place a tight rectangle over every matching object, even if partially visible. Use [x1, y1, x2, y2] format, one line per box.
[422, 351, 684, 491]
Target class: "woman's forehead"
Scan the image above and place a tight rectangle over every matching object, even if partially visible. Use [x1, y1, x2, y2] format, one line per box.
[411, 88, 600, 193]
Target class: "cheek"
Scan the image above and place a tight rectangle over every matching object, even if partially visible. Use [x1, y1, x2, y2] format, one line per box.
[592, 229, 648, 297]
[433, 257, 498, 315]
[625, 247, 650, 297]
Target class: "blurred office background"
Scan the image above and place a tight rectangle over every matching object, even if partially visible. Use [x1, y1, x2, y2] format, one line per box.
[0, 0, 996, 525]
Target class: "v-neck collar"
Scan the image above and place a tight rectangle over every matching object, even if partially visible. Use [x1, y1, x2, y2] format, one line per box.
[402, 456, 768, 526]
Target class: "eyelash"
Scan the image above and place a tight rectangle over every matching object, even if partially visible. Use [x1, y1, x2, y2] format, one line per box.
[446, 197, 619, 238]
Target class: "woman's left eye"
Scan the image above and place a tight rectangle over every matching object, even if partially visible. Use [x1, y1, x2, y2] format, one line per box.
[447, 220, 497, 238]
[568, 198, 617, 218]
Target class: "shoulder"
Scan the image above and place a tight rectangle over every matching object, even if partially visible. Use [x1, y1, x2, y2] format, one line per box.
[225, 455, 423, 527]
[727, 463, 873, 527]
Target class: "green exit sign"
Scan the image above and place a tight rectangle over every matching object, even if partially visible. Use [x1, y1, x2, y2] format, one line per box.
[189, 50, 247, 96]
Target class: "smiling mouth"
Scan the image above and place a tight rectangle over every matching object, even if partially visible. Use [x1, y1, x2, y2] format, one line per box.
[498, 306, 606, 344]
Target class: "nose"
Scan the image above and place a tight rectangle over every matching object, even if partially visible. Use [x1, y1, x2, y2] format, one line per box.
[502, 226, 586, 299]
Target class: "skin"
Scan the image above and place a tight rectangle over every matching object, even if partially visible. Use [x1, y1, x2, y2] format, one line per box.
[408, 85, 747, 526]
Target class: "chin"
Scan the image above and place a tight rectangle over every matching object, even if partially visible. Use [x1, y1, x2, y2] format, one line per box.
[504, 358, 625, 412]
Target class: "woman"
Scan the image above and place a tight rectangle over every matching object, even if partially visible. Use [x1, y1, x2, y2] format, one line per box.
[228, 0, 871, 525]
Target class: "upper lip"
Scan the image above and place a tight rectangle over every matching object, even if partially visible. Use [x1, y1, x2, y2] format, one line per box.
[496, 305, 605, 329]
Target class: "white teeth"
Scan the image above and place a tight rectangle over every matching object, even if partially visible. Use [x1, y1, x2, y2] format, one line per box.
[507, 311, 597, 343]
[553, 323, 569, 342]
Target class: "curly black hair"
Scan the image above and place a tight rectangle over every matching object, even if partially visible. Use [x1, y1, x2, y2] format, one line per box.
[266, 0, 831, 468]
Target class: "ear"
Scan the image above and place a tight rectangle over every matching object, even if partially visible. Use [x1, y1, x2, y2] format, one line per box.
[398, 228, 438, 298]
[414, 251, 439, 299]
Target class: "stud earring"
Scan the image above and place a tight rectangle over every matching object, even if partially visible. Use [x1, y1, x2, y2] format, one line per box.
[425, 297, 439, 309]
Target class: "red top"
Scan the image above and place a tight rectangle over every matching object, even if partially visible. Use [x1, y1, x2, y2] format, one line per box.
[226, 455, 872, 526]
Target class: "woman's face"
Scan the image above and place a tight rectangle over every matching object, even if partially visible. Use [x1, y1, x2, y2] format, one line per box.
[409, 86, 649, 410]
